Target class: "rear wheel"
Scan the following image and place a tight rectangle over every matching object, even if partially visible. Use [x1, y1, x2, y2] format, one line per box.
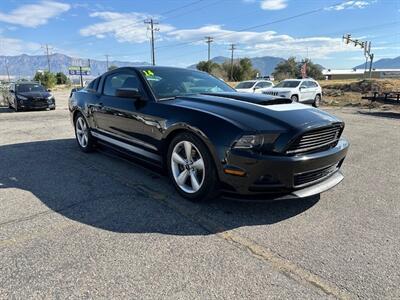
[74, 113, 95, 152]
[313, 94, 321, 107]
[291, 95, 299, 102]
[167, 132, 218, 202]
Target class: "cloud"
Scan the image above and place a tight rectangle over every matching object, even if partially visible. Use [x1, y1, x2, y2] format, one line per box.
[79, 11, 175, 43]
[326, 1, 374, 11]
[167, 25, 360, 59]
[0, 36, 41, 55]
[0, 1, 70, 28]
[260, 0, 288, 10]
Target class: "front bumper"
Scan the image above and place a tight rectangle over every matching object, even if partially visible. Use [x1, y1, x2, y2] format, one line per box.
[18, 102, 55, 110]
[219, 138, 349, 200]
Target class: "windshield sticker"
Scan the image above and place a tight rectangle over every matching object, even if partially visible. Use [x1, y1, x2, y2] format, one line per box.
[142, 70, 155, 77]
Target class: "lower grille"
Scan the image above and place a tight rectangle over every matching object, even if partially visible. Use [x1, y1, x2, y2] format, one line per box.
[287, 124, 343, 155]
[263, 91, 278, 96]
[294, 163, 338, 188]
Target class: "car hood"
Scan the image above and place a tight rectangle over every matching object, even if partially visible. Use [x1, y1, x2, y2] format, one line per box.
[18, 91, 51, 98]
[270, 87, 296, 92]
[235, 88, 253, 92]
[166, 92, 341, 131]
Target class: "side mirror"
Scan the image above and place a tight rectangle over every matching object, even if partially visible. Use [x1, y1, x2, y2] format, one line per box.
[116, 88, 142, 100]
[253, 86, 260, 91]
[9, 89, 14, 93]
[47, 89, 51, 92]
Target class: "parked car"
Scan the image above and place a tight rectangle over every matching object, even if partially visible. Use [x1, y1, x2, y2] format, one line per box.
[235, 80, 273, 93]
[69, 66, 348, 202]
[7, 82, 55, 111]
[263, 79, 322, 107]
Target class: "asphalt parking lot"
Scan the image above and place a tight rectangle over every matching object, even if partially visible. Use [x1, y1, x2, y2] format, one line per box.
[0, 93, 399, 299]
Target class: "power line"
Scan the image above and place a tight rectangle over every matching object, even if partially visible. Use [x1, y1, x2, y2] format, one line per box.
[205, 36, 214, 61]
[42, 44, 52, 72]
[229, 44, 236, 81]
[144, 19, 159, 65]
[105, 54, 110, 71]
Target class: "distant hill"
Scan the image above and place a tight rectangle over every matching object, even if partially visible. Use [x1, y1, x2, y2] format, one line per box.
[189, 55, 285, 75]
[0, 53, 149, 77]
[354, 56, 400, 69]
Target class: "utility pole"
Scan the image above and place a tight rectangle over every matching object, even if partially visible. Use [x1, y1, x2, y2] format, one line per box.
[105, 54, 109, 71]
[145, 19, 159, 66]
[4, 58, 10, 82]
[342, 34, 374, 79]
[42, 44, 52, 72]
[205, 36, 214, 61]
[229, 44, 236, 81]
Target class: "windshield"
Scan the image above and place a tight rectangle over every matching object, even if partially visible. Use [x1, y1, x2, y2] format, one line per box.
[141, 68, 235, 99]
[236, 81, 255, 89]
[16, 84, 46, 93]
[274, 80, 300, 88]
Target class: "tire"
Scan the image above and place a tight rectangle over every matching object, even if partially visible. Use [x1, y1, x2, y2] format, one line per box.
[167, 132, 218, 202]
[74, 113, 95, 152]
[291, 95, 299, 102]
[313, 94, 321, 107]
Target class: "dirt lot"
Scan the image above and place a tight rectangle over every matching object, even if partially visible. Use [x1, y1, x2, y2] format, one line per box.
[0, 91, 399, 299]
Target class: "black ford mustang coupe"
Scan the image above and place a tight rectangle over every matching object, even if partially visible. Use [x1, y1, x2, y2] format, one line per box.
[69, 66, 349, 201]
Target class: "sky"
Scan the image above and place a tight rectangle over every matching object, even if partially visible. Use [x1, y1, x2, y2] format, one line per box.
[0, 0, 399, 69]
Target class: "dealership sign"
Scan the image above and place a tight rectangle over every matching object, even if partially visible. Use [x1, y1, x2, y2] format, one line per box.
[68, 66, 91, 76]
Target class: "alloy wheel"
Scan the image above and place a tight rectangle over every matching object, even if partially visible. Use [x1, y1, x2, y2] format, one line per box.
[171, 141, 205, 194]
[76, 116, 89, 148]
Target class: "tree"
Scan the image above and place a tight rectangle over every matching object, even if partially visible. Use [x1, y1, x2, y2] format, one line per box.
[300, 59, 324, 80]
[196, 60, 220, 74]
[272, 57, 324, 81]
[272, 57, 299, 81]
[33, 71, 56, 89]
[108, 65, 118, 71]
[222, 58, 259, 81]
[55, 72, 70, 85]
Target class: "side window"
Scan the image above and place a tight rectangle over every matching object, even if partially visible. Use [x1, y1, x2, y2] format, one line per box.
[300, 81, 307, 88]
[103, 72, 142, 97]
[86, 80, 95, 90]
[256, 82, 268, 88]
[311, 81, 318, 87]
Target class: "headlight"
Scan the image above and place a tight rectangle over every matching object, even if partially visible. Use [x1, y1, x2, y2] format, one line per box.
[17, 95, 28, 100]
[233, 134, 279, 150]
[47, 95, 54, 100]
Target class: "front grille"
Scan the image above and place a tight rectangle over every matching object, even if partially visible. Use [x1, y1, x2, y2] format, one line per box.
[263, 91, 278, 96]
[294, 163, 338, 188]
[286, 124, 343, 154]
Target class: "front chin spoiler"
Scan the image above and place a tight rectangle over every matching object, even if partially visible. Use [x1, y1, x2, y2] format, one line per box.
[291, 170, 344, 199]
[222, 171, 344, 202]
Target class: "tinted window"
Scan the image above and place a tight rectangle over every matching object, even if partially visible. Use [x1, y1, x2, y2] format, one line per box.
[103, 72, 142, 97]
[16, 84, 46, 93]
[274, 81, 300, 88]
[142, 68, 234, 99]
[256, 81, 272, 88]
[86, 77, 100, 92]
[236, 81, 256, 89]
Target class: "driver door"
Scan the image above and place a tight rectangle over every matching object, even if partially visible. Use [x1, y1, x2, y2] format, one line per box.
[93, 70, 151, 145]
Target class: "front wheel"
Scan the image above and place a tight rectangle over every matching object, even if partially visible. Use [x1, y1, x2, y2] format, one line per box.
[291, 95, 299, 102]
[74, 114, 95, 152]
[167, 132, 218, 202]
[313, 94, 321, 107]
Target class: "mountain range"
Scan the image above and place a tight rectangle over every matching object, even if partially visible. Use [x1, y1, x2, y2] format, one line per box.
[1, 53, 399, 79]
[0, 53, 148, 77]
[354, 56, 400, 69]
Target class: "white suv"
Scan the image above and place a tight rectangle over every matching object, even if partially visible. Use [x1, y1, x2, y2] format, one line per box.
[235, 80, 274, 94]
[263, 79, 322, 107]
